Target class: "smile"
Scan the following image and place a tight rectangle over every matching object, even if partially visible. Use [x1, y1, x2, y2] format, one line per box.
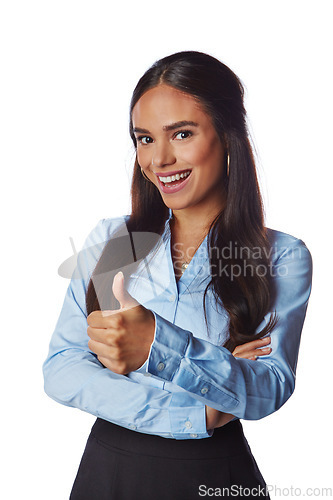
[155, 169, 192, 194]
[159, 171, 191, 184]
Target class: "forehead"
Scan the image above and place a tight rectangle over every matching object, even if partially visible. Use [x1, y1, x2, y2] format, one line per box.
[132, 84, 209, 126]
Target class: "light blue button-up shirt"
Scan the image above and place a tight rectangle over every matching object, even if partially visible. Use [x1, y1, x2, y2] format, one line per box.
[43, 211, 312, 439]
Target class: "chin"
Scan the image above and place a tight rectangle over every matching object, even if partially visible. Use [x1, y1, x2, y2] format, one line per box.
[161, 198, 189, 211]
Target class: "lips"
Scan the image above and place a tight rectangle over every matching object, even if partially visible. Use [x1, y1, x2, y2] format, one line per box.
[155, 168, 192, 178]
[155, 169, 192, 194]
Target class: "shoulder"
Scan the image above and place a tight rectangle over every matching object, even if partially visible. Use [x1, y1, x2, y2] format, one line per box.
[82, 215, 130, 249]
[264, 228, 313, 310]
[266, 227, 312, 265]
[72, 216, 130, 280]
[266, 228, 312, 283]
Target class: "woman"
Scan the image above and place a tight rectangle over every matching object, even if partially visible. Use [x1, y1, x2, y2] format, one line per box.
[43, 51, 312, 499]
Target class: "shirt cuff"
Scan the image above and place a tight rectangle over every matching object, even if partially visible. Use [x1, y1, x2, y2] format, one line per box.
[147, 312, 240, 413]
[168, 393, 212, 439]
[134, 311, 158, 373]
[148, 312, 190, 380]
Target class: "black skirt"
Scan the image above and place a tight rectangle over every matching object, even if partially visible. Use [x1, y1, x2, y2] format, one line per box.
[70, 418, 270, 500]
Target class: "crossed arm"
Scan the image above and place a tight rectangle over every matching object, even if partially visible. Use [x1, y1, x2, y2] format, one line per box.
[87, 272, 273, 430]
[43, 221, 312, 438]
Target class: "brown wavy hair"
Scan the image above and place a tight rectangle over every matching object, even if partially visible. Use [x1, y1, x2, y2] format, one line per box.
[86, 51, 278, 351]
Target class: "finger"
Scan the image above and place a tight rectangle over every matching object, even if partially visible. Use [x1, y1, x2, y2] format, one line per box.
[87, 310, 124, 328]
[245, 351, 269, 361]
[255, 346, 272, 356]
[259, 336, 271, 346]
[88, 338, 125, 363]
[87, 310, 111, 327]
[88, 338, 114, 357]
[239, 337, 271, 351]
[234, 347, 272, 359]
[232, 337, 271, 355]
[112, 271, 139, 310]
[87, 325, 106, 340]
[97, 355, 107, 368]
[97, 355, 128, 375]
[87, 325, 125, 346]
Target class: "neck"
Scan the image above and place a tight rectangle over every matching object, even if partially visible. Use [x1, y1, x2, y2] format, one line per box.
[170, 203, 224, 238]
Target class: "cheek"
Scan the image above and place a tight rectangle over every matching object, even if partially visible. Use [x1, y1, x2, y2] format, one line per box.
[180, 144, 209, 167]
[137, 148, 151, 168]
[185, 137, 224, 172]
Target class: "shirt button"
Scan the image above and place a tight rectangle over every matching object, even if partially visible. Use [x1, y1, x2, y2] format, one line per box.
[129, 424, 136, 430]
[144, 372, 152, 377]
[190, 433, 198, 438]
[201, 387, 208, 394]
[168, 294, 176, 302]
[185, 420, 192, 429]
[157, 362, 165, 372]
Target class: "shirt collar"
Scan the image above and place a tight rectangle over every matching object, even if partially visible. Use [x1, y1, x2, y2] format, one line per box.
[162, 208, 173, 237]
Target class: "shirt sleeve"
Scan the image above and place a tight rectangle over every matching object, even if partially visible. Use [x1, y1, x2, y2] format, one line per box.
[43, 219, 210, 440]
[147, 238, 313, 420]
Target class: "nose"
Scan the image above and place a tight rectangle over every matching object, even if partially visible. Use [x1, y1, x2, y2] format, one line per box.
[152, 141, 176, 169]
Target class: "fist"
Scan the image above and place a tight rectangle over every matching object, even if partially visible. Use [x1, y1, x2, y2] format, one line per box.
[87, 271, 155, 374]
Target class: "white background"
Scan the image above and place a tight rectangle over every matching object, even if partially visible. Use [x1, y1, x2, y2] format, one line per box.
[1, 1, 332, 498]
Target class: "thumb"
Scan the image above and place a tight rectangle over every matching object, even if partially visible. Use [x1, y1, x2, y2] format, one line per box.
[112, 271, 139, 310]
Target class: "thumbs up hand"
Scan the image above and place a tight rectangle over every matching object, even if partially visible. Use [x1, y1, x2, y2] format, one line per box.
[111, 270, 140, 310]
[87, 272, 156, 374]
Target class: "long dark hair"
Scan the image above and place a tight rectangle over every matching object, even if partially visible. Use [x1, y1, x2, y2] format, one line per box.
[86, 51, 277, 351]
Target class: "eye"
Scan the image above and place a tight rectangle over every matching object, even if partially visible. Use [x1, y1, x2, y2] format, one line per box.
[137, 135, 153, 145]
[174, 130, 193, 140]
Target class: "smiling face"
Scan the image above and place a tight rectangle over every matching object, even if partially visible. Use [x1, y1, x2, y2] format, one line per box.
[131, 84, 227, 218]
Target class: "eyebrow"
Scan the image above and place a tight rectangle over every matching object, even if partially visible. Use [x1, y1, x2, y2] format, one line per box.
[133, 120, 199, 134]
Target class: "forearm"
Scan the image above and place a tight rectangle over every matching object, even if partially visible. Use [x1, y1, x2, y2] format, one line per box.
[147, 307, 308, 420]
[43, 218, 212, 439]
[43, 347, 211, 439]
[147, 240, 312, 420]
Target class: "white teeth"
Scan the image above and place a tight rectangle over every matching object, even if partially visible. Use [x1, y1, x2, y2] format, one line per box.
[159, 171, 191, 184]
